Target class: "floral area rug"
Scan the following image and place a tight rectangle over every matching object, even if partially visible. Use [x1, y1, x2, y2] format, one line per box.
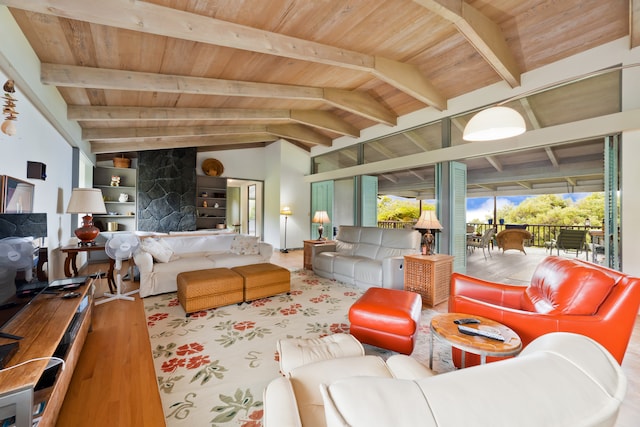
[144, 269, 453, 427]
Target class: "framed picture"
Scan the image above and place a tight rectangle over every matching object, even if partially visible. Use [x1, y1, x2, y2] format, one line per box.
[1, 175, 35, 213]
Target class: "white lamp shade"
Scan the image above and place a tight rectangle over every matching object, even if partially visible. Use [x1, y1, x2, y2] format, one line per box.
[463, 106, 526, 141]
[280, 206, 292, 215]
[66, 188, 107, 214]
[312, 210, 330, 224]
[414, 210, 443, 230]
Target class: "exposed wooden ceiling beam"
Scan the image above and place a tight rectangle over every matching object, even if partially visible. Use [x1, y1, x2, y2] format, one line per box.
[91, 133, 278, 154]
[83, 125, 267, 141]
[413, 0, 521, 87]
[485, 155, 503, 172]
[632, 0, 640, 48]
[5, 0, 446, 110]
[565, 177, 577, 187]
[519, 98, 540, 129]
[545, 147, 560, 167]
[68, 106, 289, 121]
[42, 63, 396, 126]
[83, 123, 331, 147]
[403, 130, 433, 152]
[266, 124, 332, 146]
[517, 181, 532, 190]
[69, 106, 359, 137]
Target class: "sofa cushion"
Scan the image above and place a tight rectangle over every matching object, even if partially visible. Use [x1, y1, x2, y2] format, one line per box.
[522, 258, 616, 315]
[140, 237, 174, 263]
[166, 234, 235, 255]
[288, 355, 393, 427]
[230, 234, 260, 255]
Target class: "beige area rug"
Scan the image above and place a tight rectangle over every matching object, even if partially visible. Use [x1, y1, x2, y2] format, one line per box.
[144, 269, 453, 427]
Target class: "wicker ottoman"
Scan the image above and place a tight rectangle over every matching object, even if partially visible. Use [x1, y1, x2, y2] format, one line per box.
[231, 263, 291, 301]
[177, 268, 244, 314]
[348, 287, 422, 355]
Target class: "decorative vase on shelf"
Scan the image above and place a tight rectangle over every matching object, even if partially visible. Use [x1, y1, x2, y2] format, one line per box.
[118, 193, 129, 202]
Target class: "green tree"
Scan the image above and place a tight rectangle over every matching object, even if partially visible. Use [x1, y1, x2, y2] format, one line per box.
[377, 196, 420, 221]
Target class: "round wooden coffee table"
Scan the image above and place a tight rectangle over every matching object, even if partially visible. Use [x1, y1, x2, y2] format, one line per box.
[430, 313, 522, 370]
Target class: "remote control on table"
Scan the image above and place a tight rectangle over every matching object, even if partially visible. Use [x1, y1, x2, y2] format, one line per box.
[457, 325, 505, 341]
[454, 318, 480, 325]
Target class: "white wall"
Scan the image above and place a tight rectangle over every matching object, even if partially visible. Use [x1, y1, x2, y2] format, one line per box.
[197, 141, 311, 250]
[0, 69, 74, 280]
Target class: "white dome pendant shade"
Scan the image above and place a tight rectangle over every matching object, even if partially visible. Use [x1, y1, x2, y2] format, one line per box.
[462, 106, 526, 141]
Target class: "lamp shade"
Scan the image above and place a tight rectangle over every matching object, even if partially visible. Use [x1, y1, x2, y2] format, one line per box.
[414, 210, 443, 230]
[312, 210, 330, 224]
[66, 188, 107, 214]
[280, 206, 292, 216]
[462, 106, 526, 141]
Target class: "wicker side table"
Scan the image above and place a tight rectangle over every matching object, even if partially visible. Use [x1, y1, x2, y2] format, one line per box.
[403, 254, 454, 307]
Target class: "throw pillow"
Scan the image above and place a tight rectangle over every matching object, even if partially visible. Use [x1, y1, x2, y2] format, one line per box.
[141, 238, 174, 263]
[230, 235, 260, 255]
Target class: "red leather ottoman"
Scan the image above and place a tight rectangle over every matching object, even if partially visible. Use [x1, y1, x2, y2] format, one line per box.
[348, 288, 422, 355]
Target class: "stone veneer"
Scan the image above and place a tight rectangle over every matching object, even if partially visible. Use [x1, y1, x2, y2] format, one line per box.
[137, 148, 196, 232]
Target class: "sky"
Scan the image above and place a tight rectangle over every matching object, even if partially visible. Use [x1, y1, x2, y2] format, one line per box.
[466, 193, 590, 222]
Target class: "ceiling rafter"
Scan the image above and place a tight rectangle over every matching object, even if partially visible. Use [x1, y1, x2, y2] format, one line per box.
[545, 147, 560, 167]
[485, 155, 503, 172]
[413, 0, 521, 87]
[4, 0, 446, 110]
[90, 133, 278, 154]
[84, 123, 331, 147]
[68, 106, 359, 137]
[42, 63, 397, 127]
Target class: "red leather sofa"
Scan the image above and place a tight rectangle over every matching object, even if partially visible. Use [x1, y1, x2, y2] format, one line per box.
[449, 256, 640, 366]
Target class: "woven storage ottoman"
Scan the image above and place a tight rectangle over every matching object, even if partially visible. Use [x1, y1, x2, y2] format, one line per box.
[177, 268, 244, 314]
[348, 287, 422, 355]
[231, 263, 291, 301]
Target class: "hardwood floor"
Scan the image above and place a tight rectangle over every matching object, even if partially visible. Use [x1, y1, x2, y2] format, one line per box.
[56, 248, 639, 426]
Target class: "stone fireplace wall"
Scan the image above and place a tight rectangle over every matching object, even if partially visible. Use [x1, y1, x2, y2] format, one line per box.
[137, 148, 196, 232]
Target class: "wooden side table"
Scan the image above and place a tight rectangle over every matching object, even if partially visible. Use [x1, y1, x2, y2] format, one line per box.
[403, 254, 454, 307]
[429, 313, 522, 370]
[303, 239, 334, 270]
[61, 244, 116, 292]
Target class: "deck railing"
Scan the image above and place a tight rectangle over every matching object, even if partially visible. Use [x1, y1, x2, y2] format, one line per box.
[376, 220, 597, 247]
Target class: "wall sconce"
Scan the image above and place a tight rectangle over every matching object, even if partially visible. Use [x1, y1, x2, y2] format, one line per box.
[2, 80, 18, 136]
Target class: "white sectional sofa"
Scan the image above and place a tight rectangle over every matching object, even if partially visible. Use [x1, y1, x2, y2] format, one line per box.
[312, 226, 421, 290]
[264, 332, 627, 427]
[133, 232, 273, 297]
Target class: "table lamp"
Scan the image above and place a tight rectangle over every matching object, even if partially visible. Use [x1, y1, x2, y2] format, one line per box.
[312, 210, 330, 240]
[66, 188, 107, 246]
[414, 210, 443, 255]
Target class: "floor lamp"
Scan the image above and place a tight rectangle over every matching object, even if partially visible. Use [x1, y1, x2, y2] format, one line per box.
[280, 206, 292, 253]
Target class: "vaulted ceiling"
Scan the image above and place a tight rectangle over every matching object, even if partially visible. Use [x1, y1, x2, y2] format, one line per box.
[2, 0, 638, 196]
[3, 0, 636, 155]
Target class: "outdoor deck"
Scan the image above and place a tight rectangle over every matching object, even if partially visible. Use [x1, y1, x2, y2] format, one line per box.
[466, 244, 592, 286]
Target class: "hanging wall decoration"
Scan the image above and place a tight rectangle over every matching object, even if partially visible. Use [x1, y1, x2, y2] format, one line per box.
[2, 80, 18, 136]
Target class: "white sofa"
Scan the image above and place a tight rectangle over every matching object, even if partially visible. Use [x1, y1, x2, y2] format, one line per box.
[133, 232, 273, 297]
[264, 332, 627, 427]
[312, 226, 421, 290]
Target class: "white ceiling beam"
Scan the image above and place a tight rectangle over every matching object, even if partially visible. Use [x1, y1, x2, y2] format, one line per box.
[42, 63, 396, 126]
[69, 106, 359, 137]
[545, 147, 560, 167]
[485, 155, 503, 172]
[413, 0, 521, 87]
[4, 0, 446, 109]
[91, 133, 277, 154]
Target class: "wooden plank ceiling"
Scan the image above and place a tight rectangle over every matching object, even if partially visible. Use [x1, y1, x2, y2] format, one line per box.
[2, 0, 633, 157]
